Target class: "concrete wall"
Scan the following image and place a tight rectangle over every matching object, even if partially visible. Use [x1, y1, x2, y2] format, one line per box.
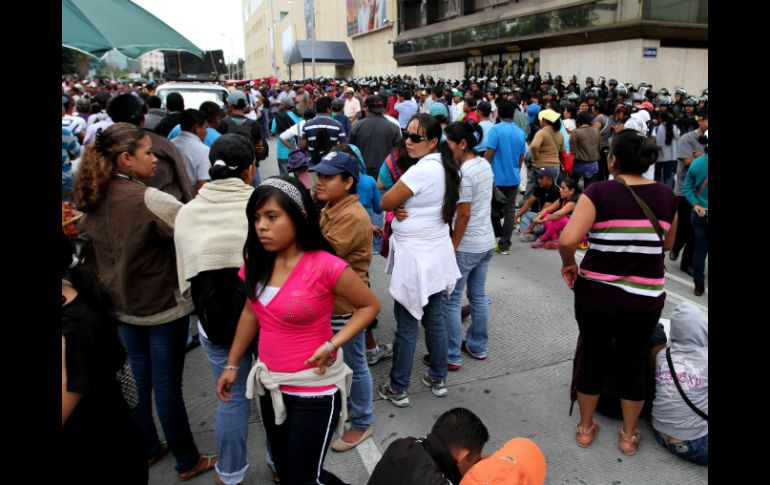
[540, 38, 708, 95]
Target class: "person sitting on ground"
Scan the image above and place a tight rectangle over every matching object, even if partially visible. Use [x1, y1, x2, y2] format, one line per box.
[515, 166, 561, 242]
[651, 301, 708, 465]
[531, 176, 581, 249]
[460, 437, 546, 485]
[368, 408, 489, 485]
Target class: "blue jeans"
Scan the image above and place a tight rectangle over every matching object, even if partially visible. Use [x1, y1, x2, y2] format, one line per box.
[691, 212, 708, 286]
[444, 249, 494, 364]
[200, 335, 257, 484]
[251, 167, 263, 188]
[119, 316, 199, 473]
[333, 326, 374, 430]
[653, 428, 708, 465]
[390, 292, 448, 392]
[655, 160, 676, 189]
[520, 211, 546, 236]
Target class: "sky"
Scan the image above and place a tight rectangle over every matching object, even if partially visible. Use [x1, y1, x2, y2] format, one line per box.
[131, 0, 246, 62]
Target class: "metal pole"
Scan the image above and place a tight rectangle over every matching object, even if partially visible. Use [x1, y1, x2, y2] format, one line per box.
[269, 0, 278, 79]
[311, 0, 316, 79]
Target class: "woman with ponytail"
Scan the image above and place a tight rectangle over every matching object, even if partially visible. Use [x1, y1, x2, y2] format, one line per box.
[442, 120, 496, 369]
[173, 134, 257, 485]
[559, 129, 678, 457]
[73, 123, 216, 481]
[378, 113, 461, 407]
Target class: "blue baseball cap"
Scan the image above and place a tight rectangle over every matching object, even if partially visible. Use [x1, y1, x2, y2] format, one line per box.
[309, 151, 360, 182]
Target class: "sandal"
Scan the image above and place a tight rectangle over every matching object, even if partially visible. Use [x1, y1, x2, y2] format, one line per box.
[619, 427, 641, 456]
[178, 453, 217, 481]
[575, 421, 599, 448]
[147, 441, 169, 466]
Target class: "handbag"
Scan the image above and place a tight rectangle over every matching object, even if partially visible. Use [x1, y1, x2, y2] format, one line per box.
[546, 128, 574, 175]
[287, 124, 310, 172]
[666, 348, 708, 421]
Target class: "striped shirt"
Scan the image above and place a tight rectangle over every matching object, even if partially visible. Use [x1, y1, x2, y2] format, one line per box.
[575, 181, 677, 313]
[301, 114, 346, 162]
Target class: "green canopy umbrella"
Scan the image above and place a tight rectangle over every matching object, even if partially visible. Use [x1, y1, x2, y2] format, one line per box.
[62, 0, 204, 60]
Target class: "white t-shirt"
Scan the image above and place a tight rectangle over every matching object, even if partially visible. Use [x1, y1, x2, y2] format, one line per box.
[344, 97, 361, 119]
[392, 153, 447, 237]
[456, 157, 496, 253]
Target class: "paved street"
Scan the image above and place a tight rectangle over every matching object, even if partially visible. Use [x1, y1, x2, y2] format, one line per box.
[149, 138, 708, 484]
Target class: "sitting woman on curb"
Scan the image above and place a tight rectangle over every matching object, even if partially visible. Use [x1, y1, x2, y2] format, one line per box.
[559, 129, 678, 457]
[651, 302, 708, 465]
[531, 176, 581, 249]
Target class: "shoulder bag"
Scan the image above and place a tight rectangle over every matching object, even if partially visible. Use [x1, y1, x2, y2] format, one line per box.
[666, 348, 708, 420]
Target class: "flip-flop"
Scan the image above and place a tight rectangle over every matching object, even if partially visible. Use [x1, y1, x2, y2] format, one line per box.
[178, 454, 217, 481]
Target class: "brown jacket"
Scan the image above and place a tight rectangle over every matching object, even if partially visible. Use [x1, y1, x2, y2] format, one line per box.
[319, 194, 373, 315]
[530, 127, 562, 167]
[82, 178, 193, 325]
[140, 130, 194, 203]
[570, 125, 601, 162]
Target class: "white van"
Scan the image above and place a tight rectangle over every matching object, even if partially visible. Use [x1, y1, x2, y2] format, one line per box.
[155, 82, 229, 110]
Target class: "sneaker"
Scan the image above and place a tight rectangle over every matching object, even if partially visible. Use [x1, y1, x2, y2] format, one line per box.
[461, 341, 487, 360]
[531, 239, 545, 249]
[519, 233, 537, 242]
[668, 249, 680, 261]
[422, 354, 461, 371]
[495, 245, 510, 255]
[378, 382, 410, 407]
[366, 343, 393, 365]
[544, 241, 560, 250]
[422, 372, 448, 397]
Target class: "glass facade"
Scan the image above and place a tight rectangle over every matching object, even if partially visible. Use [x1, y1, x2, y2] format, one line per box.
[395, 0, 706, 56]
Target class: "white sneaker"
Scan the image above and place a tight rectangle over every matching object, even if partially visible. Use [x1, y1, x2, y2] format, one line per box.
[366, 343, 393, 365]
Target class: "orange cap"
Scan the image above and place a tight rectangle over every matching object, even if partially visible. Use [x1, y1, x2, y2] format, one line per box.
[460, 438, 546, 485]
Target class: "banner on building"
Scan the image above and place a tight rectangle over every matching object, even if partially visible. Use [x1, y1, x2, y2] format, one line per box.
[346, 0, 388, 36]
[282, 26, 295, 64]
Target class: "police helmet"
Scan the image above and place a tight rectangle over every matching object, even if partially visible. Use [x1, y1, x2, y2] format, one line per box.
[683, 97, 698, 107]
[585, 76, 594, 84]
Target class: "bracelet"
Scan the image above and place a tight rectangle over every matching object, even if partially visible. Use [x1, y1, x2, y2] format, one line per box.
[324, 341, 336, 357]
[224, 365, 239, 372]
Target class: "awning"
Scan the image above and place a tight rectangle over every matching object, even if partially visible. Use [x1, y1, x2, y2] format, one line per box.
[288, 40, 354, 66]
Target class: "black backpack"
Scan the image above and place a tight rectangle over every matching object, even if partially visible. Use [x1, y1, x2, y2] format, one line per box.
[310, 126, 333, 166]
[221, 116, 269, 161]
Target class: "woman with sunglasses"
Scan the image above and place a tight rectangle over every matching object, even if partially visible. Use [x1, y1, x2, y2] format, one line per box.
[378, 113, 461, 408]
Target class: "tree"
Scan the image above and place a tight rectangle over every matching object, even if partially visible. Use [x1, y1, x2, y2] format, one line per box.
[62, 47, 89, 77]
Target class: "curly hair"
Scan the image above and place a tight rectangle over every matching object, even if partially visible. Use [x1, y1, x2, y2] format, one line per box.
[72, 123, 147, 212]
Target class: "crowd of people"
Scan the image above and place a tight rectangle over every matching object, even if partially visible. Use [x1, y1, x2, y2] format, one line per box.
[60, 70, 708, 484]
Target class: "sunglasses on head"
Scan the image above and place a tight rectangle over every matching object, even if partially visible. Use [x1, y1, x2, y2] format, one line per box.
[405, 132, 430, 143]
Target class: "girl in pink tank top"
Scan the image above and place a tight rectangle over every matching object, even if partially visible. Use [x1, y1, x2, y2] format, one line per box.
[215, 176, 379, 484]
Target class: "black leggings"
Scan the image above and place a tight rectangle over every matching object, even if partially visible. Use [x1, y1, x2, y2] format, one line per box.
[575, 296, 661, 401]
[260, 391, 346, 485]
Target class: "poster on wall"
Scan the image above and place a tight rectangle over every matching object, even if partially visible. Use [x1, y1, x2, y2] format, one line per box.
[347, 0, 388, 36]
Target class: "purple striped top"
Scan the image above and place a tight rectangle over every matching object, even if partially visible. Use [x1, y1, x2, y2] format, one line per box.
[575, 180, 677, 313]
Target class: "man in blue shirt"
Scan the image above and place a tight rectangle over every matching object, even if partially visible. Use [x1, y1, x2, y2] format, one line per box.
[484, 100, 527, 255]
[394, 90, 419, 131]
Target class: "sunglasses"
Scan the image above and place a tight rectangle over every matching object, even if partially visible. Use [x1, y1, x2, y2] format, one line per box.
[405, 132, 430, 143]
